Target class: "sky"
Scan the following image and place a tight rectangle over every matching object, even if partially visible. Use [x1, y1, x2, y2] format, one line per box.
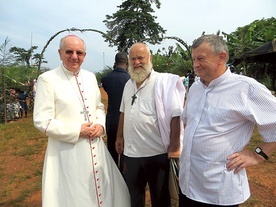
[1, 0, 275, 73]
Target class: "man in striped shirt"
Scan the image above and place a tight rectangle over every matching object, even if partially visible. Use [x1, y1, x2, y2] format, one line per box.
[179, 34, 276, 207]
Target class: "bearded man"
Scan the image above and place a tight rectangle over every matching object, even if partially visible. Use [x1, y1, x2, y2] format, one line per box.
[115, 42, 186, 207]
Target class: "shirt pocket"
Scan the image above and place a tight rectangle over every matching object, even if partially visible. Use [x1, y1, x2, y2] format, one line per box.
[208, 106, 245, 131]
[210, 106, 244, 120]
[139, 97, 156, 116]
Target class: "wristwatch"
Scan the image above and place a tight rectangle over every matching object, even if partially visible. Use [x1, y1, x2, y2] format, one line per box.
[254, 147, 269, 160]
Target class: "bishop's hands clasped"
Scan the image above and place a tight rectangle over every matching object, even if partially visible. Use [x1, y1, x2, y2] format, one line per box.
[80, 122, 104, 139]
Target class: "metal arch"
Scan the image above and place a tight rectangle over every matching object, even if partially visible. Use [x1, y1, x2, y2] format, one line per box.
[37, 28, 117, 77]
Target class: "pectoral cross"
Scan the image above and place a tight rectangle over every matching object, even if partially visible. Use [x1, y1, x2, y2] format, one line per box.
[131, 94, 137, 105]
[80, 107, 89, 121]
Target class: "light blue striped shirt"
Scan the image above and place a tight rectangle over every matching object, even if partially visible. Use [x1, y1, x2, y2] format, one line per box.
[179, 69, 276, 205]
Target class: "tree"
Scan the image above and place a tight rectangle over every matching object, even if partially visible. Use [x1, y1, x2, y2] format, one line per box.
[9, 46, 38, 67]
[95, 67, 113, 85]
[153, 44, 192, 77]
[32, 53, 47, 67]
[1, 37, 13, 121]
[103, 0, 166, 52]
[223, 17, 276, 74]
[4, 65, 37, 87]
[224, 17, 276, 90]
[0, 37, 13, 66]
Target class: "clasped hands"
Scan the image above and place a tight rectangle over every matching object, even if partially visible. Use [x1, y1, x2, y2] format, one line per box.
[80, 122, 104, 139]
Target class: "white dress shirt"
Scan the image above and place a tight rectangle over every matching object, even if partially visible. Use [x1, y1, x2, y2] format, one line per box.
[155, 73, 185, 150]
[120, 70, 183, 157]
[120, 70, 165, 157]
[179, 69, 276, 205]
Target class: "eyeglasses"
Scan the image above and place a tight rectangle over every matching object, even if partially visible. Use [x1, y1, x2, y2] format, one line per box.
[63, 50, 86, 56]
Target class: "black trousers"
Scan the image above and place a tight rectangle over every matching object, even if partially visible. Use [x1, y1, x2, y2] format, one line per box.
[106, 126, 118, 164]
[179, 192, 239, 207]
[124, 154, 170, 207]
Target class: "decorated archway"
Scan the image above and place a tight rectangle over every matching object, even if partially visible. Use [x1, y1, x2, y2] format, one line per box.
[37, 28, 117, 77]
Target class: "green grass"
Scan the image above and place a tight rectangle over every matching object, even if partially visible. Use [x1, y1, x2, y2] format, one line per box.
[0, 113, 275, 207]
[0, 115, 47, 207]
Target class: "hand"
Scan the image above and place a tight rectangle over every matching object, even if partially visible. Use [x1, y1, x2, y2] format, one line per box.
[80, 122, 93, 138]
[89, 124, 104, 138]
[115, 137, 124, 154]
[226, 150, 262, 174]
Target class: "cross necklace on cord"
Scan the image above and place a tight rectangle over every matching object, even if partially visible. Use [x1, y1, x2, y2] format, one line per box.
[131, 89, 142, 105]
[62, 66, 89, 121]
[131, 78, 149, 105]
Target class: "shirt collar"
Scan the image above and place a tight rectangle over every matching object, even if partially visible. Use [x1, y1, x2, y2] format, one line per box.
[114, 67, 128, 73]
[61, 64, 81, 76]
[202, 68, 232, 88]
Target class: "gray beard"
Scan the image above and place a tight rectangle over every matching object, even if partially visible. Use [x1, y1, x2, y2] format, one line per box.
[129, 62, 152, 83]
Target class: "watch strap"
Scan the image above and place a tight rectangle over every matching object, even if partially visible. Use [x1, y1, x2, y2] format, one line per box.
[254, 147, 269, 160]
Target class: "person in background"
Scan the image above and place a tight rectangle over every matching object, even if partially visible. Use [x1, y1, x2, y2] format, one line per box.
[12, 98, 22, 119]
[33, 35, 130, 207]
[187, 68, 194, 90]
[183, 75, 189, 92]
[101, 52, 130, 167]
[6, 100, 13, 121]
[179, 34, 276, 207]
[18, 89, 28, 117]
[116, 42, 185, 207]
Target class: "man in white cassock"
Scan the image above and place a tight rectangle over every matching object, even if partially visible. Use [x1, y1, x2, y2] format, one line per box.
[33, 35, 130, 207]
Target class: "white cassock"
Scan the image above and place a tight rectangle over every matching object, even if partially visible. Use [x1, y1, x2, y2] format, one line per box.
[33, 65, 130, 207]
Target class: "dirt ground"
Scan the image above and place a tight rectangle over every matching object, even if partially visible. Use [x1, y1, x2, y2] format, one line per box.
[0, 87, 275, 207]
